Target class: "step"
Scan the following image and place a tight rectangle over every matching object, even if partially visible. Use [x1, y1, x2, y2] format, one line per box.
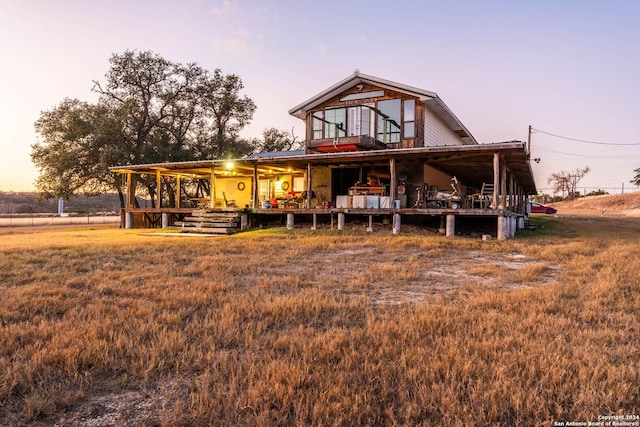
[167, 225, 236, 234]
[174, 220, 239, 228]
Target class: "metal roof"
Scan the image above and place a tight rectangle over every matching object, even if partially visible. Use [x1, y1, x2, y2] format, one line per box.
[288, 71, 478, 145]
[246, 149, 305, 159]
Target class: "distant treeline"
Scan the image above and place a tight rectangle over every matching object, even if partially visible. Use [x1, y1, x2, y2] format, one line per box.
[0, 193, 122, 214]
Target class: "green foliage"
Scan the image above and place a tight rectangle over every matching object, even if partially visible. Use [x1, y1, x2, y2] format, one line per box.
[631, 167, 640, 187]
[31, 99, 123, 200]
[585, 189, 608, 196]
[256, 127, 302, 153]
[32, 50, 257, 205]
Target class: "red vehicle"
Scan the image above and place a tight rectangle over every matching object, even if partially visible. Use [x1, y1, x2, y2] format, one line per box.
[529, 201, 557, 214]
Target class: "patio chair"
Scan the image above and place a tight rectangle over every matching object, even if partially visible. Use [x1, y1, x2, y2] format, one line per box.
[222, 192, 236, 208]
[472, 183, 494, 209]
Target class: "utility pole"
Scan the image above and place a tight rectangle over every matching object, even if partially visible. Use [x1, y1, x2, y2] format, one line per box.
[527, 125, 532, 155]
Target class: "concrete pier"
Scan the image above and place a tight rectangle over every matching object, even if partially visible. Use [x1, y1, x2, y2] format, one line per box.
[446, 214, 455, 237]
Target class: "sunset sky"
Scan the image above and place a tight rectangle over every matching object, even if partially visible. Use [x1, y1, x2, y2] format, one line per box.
[1, 0, 639, 194]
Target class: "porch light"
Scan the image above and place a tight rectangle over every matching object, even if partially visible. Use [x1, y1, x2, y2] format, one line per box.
[225, 161, 234, 170]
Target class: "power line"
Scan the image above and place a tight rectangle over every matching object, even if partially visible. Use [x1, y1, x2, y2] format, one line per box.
[533, 145, 640, 159]
[532, 128, 640, 146]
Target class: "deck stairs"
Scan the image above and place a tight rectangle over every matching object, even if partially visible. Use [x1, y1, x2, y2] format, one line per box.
[169, 210, 244, 235]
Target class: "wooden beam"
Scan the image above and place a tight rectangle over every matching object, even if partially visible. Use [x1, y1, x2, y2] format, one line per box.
[500, 162, 507, 209]
[493, 152, 500, 209]
[127, 172, 134, 208]
[156, 170, 161, 209]
[306, 163, 313, 208]
[176, 175, 181, 209]
[389, 157, 397, 202]
[509, 173, 515, 211]
[252, 164, 259, 209]
[210, 167, 216, 208]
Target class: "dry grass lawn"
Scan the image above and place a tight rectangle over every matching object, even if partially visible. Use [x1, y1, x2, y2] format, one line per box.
[1, 209, 639, 425]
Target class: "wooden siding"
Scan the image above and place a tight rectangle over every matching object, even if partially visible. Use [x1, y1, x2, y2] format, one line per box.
[216, 177, 252, 208]
[424, 164, 455, 189]
[311, 166, 332, 207]
[423, 105, 465, 147]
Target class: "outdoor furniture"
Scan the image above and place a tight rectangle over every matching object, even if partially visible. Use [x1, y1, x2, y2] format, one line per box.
[222, 192, 236, 208]
[471, 183, 494, 209]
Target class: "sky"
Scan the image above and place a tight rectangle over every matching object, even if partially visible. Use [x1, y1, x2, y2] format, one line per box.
[1, 0, 639, 194]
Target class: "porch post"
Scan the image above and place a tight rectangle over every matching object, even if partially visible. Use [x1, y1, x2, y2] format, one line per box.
[306, 163, 313, 209]
[389, 157, 397, 202]
[127, 172, 135, 208]
[493, 152, 500, 209]
[125, 172, 134, 229]
[156, 170, 162, 208]
[252, 164, 259, 208]
[509, 173, 515, 211]
[500, 162, 507, 209]
[176, 175, 181, 209]
[210, 167, 216, 209]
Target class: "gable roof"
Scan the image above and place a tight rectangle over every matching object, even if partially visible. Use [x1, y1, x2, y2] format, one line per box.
[288, 72, 477, 144]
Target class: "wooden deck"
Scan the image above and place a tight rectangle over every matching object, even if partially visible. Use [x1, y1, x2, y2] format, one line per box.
[122, 205, 525, 239]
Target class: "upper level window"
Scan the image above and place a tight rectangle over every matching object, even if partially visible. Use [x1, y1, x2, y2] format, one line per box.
[312, 111, 323, 139]
[377, 99, 401, 143]
[403, 99, 415, 139]
[347, 105, 374, 137]
[324, 108, 346, 139]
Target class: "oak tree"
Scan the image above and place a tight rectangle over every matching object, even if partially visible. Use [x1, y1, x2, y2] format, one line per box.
[32, 50, 257, 207]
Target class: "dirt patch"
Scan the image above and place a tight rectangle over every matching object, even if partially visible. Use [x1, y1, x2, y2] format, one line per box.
[309, 247, 561, 305]
[53, 391, 156, 427]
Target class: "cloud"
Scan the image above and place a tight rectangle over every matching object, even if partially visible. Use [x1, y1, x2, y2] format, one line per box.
[313, 44, 327, 56]
[212, 28, 255, 55]
[210, 0, 242, 17]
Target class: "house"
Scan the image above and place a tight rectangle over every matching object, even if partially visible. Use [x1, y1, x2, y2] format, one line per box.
[110, 72, 536, 239]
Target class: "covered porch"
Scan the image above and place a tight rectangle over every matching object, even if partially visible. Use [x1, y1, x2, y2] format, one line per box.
[110, 141, 536, 239]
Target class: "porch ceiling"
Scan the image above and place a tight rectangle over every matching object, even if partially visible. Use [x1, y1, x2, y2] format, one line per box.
[109, 141, 537, 194]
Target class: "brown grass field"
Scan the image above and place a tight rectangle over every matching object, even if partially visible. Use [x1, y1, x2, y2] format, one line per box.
[1, 197, 640, 426]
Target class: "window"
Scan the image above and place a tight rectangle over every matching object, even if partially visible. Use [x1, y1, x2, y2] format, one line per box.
[347, 107, 360, 136]
[377, 99, 401, 143]
[324, 108, 346, 139]
[403, 99, 415, 138]
[347, 105, 374, 137]
[312, 111, 323, 140]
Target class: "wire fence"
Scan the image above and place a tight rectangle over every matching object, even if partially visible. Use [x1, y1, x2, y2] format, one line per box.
[0, 214, 120, 228]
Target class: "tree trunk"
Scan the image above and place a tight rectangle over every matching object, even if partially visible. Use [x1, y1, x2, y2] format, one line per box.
[146, 183, 156, 208]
